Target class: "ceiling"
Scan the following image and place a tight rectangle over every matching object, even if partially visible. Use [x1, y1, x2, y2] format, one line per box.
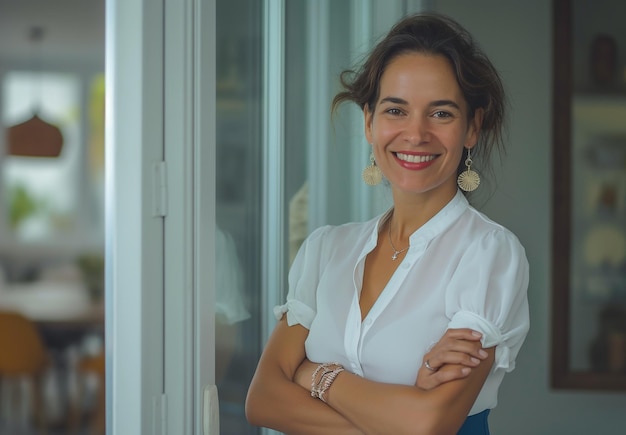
[0, 0, 105, 69]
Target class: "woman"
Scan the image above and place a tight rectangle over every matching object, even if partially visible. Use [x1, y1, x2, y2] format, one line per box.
[246, 12, 529, 435]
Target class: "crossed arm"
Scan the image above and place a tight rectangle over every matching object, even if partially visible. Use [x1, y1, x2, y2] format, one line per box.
[245, 318, 362, 434]
[245, 317, 493, 435]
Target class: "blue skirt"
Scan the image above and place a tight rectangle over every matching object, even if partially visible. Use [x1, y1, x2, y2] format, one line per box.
[457, 409, 490, 435]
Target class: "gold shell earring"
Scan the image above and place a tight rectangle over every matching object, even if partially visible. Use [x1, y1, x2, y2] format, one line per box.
[457, 147, 480, 192]
[362, 151, 383, 186]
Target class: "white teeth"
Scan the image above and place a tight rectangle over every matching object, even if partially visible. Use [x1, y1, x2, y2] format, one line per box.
[396, 152, 435, 163]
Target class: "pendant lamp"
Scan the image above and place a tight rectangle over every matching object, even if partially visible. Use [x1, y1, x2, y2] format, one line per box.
[5, 26, 64, 158]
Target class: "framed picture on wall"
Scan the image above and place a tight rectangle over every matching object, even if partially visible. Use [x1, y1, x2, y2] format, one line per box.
[552, 0, 626, 390]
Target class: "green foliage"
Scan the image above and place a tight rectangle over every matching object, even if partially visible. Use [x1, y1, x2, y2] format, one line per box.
[8, 184, 39, 228]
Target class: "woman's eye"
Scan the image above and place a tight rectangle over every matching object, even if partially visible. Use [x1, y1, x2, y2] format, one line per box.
[385, 108, 403, 116]
[433, 110, 452, 118]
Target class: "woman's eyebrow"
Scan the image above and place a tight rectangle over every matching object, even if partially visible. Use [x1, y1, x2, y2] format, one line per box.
[379, 97, 462, 110]
[430, 99, 461, 110]
[379, 96, 408, 105]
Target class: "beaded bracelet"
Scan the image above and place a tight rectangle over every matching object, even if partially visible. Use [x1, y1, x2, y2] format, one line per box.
[310, 362, 344, 403]
[311, 362, 335, 397]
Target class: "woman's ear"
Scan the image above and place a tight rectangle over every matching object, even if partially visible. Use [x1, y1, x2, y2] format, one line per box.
[363, 106, 374, 144]
[466, 108, 484, 148]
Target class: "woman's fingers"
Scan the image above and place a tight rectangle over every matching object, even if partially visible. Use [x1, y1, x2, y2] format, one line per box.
[416, 364, 472, 390]
[425, 350, 482, 369]
[426, 330, 487, 363]
[415, 328, 487, 390]
[440, 328, 483, 341]
[424, 348, 481, 367]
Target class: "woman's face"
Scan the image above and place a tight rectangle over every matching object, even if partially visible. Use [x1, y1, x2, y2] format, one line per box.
[364, 52, 482, 200]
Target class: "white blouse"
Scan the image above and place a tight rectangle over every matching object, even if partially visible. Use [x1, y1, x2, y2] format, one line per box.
[274, 190, 530, 415]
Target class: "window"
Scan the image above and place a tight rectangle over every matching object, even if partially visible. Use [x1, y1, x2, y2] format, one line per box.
[1, 71, 104, 247]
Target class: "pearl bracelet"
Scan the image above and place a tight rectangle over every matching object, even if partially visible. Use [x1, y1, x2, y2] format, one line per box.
[311, 362, 344, 403]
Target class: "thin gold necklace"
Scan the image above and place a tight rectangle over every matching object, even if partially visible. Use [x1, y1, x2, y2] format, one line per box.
[388, 222, 409, 261]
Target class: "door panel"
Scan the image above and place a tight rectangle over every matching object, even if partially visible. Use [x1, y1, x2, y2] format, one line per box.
[215, 0, 264, 433]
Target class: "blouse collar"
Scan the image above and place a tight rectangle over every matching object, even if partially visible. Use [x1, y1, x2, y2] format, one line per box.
[370, 189, 469, 247]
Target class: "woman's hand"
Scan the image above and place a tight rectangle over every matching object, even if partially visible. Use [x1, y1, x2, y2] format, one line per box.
[416, 328, 488, 391]
[293, 358, 319, 392]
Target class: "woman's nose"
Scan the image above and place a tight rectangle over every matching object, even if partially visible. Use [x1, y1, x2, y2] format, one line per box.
[402, 117, 428, 145]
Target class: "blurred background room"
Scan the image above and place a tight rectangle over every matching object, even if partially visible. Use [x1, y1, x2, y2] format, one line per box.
[0, 1, 105, 434]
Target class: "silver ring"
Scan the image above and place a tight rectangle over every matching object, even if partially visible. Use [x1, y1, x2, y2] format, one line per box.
[424, 359, 437, 372]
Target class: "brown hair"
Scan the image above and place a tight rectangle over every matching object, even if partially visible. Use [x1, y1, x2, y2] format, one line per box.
[333, 13, 507, 180]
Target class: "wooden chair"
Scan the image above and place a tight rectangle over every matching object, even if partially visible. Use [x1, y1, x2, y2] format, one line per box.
[0, 310, 50, 433]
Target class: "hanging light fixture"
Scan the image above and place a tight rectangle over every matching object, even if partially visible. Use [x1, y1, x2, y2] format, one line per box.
[5, 26, 64, 158]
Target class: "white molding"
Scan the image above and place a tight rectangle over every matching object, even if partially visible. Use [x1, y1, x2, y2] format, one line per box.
[106, 0, 164, 433]
[193, 0, 216, 433]
[163, 0, 197, 432]
[350, 0, 373, 222]
[305, 0, 330, 232]
[261, 0, 286, 347]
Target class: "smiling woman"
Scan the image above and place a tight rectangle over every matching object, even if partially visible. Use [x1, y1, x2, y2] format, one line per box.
[246, 12, 528, 435]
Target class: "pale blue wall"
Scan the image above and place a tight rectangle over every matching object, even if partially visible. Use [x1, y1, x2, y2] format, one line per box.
[431, 1, 626, 434]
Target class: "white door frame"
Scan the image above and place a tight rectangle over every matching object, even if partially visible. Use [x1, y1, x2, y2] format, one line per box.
[191, 0, 218, 433]
[162, 0, 218, 433]
[106, 0, 165, 433]
[107, 0, 217, 433]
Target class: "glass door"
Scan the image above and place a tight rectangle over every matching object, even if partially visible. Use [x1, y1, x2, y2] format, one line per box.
[215, 1, 264, 433]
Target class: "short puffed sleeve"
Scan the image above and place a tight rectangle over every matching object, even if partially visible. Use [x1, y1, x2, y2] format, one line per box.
[273, 226, 331, 328]
[445, 229, 530, 373]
